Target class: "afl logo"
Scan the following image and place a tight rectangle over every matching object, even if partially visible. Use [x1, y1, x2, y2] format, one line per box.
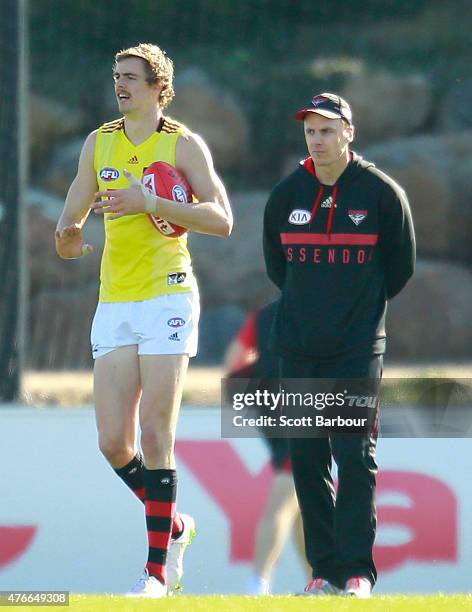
[288, 209, 311, 225]
[172, 185, 188, 203]
[100, 167, 120, 181]
[167, 317, 185, 328]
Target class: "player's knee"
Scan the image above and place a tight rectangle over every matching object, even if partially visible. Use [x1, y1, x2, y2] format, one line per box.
[140, 426, 174, 458]
[98, 434, 132, 464]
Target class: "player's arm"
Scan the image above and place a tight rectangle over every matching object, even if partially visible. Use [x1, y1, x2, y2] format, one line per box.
[171, 131, 232, 237]
[55, 131, 98, 259]
[263, 186, 287, 289]
[91, 131, 233, 238]
[379, 184, 416, 299]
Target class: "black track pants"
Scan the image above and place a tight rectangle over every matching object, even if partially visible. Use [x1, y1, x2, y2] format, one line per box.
[281, 353, 382, 588]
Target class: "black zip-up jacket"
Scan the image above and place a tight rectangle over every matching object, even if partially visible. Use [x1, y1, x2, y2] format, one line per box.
[263, 152, 415, 359]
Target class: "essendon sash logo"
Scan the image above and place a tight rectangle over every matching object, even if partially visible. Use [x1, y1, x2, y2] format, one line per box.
[143, 173, 156, 194]
[349, 210, 368, 225]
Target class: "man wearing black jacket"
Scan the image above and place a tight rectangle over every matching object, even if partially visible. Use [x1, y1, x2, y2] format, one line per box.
[263, 93, 415, 598]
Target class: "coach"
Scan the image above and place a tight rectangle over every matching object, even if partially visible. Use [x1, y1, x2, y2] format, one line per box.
[262, 93, 415, 598]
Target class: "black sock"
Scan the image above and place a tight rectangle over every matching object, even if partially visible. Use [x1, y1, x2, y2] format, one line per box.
[114, 453, 145, 502]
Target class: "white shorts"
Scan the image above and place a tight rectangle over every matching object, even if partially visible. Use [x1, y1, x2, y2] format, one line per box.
[90, 292, 200, 359]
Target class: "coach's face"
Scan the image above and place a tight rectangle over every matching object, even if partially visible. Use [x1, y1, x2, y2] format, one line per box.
[304, 113, 353, 167]
[113, 57, 162, 116]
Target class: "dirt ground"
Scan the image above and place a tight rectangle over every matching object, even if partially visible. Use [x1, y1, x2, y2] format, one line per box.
[21, 363, 472, 407]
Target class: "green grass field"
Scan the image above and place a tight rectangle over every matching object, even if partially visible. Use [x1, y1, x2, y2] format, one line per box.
[45, 594, 472, 612]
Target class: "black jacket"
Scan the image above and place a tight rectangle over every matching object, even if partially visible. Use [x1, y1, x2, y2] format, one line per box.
[263, 153, 415, 359]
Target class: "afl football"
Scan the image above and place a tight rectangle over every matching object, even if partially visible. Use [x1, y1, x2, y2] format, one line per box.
[142, 161, 193, 237]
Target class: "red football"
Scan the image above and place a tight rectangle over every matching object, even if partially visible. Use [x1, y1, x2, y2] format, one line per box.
[142, 161, 193, 237]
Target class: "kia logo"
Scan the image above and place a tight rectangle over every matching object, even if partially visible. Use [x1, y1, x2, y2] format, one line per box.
[288, 209, 311, 225]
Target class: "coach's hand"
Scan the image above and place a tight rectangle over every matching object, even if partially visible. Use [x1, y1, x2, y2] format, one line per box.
[55, 224, 93, 259]
[92, 170, 155, 220]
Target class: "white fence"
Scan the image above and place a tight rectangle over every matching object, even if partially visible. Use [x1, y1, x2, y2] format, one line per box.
[0, 406, 470, 594]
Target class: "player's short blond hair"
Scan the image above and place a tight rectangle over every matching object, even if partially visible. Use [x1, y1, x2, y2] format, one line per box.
[114, 43, 175, 109]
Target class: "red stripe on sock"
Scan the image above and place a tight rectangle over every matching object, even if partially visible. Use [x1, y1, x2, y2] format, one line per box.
[146, 500, 176, 517]
[146, 561, 166, 584]
[134, 487, 145, 502]
[149, 530, 172, 549]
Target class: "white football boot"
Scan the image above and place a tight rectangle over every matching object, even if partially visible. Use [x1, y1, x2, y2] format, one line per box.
[166, 513, 197, 593]
[126, 568, 167, 598]
[246, 575, 270, 595]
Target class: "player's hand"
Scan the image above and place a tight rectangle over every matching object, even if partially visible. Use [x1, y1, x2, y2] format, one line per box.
[55, 224, 93, 259]
[91, 170, 147, 220]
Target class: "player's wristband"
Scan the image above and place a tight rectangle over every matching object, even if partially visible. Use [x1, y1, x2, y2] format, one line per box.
[143, 190, 158, 215]
[124, 169, 158, 215]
